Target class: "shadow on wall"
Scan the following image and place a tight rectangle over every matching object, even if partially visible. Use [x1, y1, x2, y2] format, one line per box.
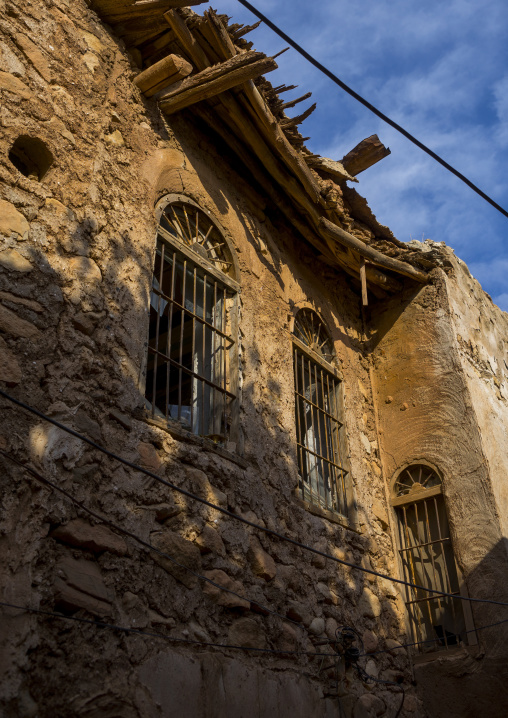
[412, 538, 508, 718]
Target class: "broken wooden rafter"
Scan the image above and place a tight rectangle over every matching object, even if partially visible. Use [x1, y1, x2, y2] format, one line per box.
[134, 53, 192, 96]
[158, 51, 278, 114]
[163, 8, 209, 70]
[279, 92, 312, 112]
[280, 102, 317, 129]
[231, 20, 261, 40]
[312, 156, 358, 184]
[88, 0, 207, 24]
[341, 134, 391, 176]
[320, 217, 428, 283]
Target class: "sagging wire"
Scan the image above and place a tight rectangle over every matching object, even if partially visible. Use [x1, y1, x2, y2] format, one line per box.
[0, 449, 305, 636]
[2, 388, 508, 609]
[235, 0, 508, 221]
[0, 600, 331, 659]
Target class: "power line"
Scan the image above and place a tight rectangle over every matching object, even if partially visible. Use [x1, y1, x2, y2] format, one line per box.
[2, 388, 508, 608]
[235, 0, 508, 221]
[0, 449, 305, 633]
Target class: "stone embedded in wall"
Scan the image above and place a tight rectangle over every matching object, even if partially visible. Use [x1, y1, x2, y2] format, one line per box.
[0, 248, 33, 272]
[358, 588, 382, 618]
[247, 535, 276, 581]
[286, 600, 311, 625]
[50, 519, 128, 556]
[0, 335, 22, 385]
[0, 199, 29, 239]
[109, 407, 132, 431]
[137, 442, 161, 471]
[14, 34, 52, 82]
[105, 130, 125, 147]
[54, 555, 112, 616]
[309, 617, 325, 636]
[354, 693, 386, 718]
[228, 617, 266, 650]
[0, 70, 31, 98]
[0, 41, 25, 76]
[151, 529, 202, 589]
[74, 410, 102, 443]
[277, 622, 299, 653]
[363, 630, 379, 654]
[195, 524, 226, 556]
[0, 304, 39, 340]
[184, 466, 227, 507]
[371, 499, 389, 529]
[316, 582, 339, 605]
[202, 569, 250, 609]
[385, 639, 406, 656]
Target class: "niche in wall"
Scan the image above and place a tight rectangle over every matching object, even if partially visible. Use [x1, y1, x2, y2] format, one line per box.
[8, 135, 54, 181]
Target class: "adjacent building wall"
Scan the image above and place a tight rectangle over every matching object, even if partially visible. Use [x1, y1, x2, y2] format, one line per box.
[369, 250, 508, 717]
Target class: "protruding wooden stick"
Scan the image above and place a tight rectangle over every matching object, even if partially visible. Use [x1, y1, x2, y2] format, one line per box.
[231, 20, 261, 40]
[280, 102, 317, 129]
[341, 134, 391, 176]
[163, 8, 210, 70]
[279, 91, 312, 111]
[134, 53, 192, 93]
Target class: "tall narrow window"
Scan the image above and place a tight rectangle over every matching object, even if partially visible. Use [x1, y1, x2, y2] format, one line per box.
[145, 197, 239, 444]
[392, 465, 476, 652]
[292, 309, 349, 517]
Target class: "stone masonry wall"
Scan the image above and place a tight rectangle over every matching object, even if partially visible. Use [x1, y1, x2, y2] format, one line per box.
[0, 1, 422, 717]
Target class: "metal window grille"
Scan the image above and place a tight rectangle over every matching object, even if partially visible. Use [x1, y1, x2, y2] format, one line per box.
[145, 201, 237, 443]
[393, 465, 476, 653]
[292, 310, 349, 516]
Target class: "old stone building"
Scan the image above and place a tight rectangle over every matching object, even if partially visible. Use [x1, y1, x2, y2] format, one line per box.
[0, 1, 507, 717]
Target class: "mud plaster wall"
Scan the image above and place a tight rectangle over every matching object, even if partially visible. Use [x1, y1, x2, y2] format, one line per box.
[0, 1, 423, 717]
[444, 255, 508, 556]
[369, 262, 508, 717]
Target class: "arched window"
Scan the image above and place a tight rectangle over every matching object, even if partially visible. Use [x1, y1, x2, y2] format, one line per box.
[145, 196, 240, 446]
[392, 464, 476, 652]
[292, 309, 349, 517]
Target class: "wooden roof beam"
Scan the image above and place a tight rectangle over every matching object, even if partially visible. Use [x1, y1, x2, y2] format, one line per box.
[320, 217, 428, 283]
[341, 134, 391, 176]
[158, 51, 278, 113]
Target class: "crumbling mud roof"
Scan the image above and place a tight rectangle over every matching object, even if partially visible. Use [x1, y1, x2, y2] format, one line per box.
[87, 0, 432, 298]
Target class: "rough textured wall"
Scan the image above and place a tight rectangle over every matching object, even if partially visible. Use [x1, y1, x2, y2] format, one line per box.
[0, 1, 422, 717]
[369, 250, 508, 717]
[444, 252, 508, 556]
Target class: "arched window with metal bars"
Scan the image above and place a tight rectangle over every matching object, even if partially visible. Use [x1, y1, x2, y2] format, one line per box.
[292, 309, 350, 518]
[144, 195, 240, 447]
[392, 463, 476, 652]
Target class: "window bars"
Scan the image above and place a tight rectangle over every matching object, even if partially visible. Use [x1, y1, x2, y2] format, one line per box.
[392, 465, 476, 653]
[145, 200, 237, 443]
[292, 310, 349, 517]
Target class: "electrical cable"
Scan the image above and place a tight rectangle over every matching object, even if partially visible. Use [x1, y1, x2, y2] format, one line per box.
[0, 449, 305, 634]
[354, 665, 405, 718]
[360, 616, 508, 658]
[2, 388, 508, 608]
[235, 0, 508, 221]
[0, 600, 333, 659]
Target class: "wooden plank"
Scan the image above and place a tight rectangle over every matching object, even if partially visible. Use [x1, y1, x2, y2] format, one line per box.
[360, 261, 368, 306]
[159, 55, 278, 114]
[320, 217, 428, 283]
[341, 134, 391, 176]
[134, 53, 192, 92]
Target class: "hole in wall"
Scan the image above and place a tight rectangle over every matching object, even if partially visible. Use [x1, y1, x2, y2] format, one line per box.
[8, 135, 54, 181]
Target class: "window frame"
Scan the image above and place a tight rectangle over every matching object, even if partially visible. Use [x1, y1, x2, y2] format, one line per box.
[291, 309, 353, 523]
[390, 462, 477, 655]
[143, 194, 241, 449]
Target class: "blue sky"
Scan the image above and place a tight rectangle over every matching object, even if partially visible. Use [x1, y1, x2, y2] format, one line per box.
[213, 0, 508, 310]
